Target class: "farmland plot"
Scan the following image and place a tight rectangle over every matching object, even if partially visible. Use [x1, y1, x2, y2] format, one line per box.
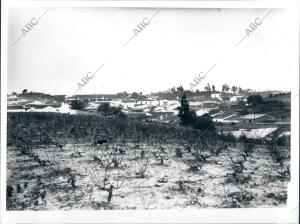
[7, 141, 290, 210]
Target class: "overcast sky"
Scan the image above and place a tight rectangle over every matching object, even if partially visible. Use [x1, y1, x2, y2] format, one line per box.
[7, 8, 295, 96]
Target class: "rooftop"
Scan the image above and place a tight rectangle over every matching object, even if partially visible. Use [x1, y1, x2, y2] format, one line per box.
[239, 114, 267, 119]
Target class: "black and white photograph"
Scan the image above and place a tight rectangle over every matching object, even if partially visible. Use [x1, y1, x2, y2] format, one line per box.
[1, 3, 299, 224]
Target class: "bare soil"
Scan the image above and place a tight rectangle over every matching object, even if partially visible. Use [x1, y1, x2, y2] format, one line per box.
[6, 143, 290, 210]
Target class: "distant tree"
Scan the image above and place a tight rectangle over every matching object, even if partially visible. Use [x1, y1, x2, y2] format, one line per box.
[170, 87, 176, 95]
[238, 87, 243, 94]
[177, 93, 196, 127]
[222, 84, 230, 92]
[22, 89, 28, 94]
[71, 100, 84, 110]
[193, 113, 216, 132]
[232, 86, 238, 94]
[204, 83, 211, 92]
[212, 85, 216, 92]
[98, 103, 125, 117]
[131, 92, 139, 99]
[12, 92, 18, 95]
[247, 95, 263, 106]
[176, 86, 184, 96]
[117, 92, 128, 98]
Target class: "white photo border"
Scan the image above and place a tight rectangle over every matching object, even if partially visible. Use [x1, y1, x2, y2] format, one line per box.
[1, 1, 299, 224]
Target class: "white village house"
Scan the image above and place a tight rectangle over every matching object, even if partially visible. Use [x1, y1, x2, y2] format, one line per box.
[239, 114, 276, 124]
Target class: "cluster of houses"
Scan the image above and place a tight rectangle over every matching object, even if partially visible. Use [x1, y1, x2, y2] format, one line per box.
[7, 92, 278, 125]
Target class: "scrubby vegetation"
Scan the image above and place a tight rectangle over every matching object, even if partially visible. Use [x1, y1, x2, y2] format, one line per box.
[6, 112, 290, 210]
